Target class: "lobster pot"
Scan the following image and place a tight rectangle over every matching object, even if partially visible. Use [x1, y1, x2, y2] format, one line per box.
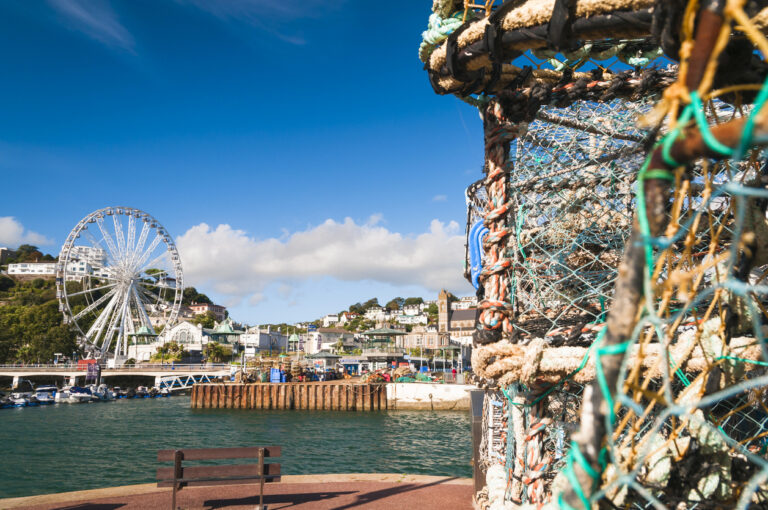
[476, 384, 584, 506]
[507, 99, 651, 338]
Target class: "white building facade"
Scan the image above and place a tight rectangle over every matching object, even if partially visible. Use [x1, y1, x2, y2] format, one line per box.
[304, 328, 358, 354]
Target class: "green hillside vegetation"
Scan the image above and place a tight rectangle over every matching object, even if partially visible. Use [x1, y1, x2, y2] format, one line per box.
[0, 277, 79, 363]
[2, 244, 56, 265]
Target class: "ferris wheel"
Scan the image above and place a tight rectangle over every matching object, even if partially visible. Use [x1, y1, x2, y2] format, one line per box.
[56, 207, 184, 363]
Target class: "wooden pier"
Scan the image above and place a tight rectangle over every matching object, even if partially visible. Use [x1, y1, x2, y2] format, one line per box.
[191, 383, 387, 411]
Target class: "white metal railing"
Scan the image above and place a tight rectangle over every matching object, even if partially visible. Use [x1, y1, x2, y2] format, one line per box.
[0, 363, 230, 371]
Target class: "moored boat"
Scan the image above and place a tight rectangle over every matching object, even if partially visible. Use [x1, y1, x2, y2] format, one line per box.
[68, 386, 93, 403]
[34, 386, 57, 404]
[10, 380, 34, 407]
[55, 386, 71, 403]
[9, 392, 30, 407]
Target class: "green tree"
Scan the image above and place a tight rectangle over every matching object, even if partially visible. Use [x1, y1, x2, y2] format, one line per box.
[203, 342, 230, 363]
[362, 298, 379, 310]
[151, 341, 188, 362]
[182, 287, 213, 305]
[192, 311, 217, 329]
[348, 302, 364, 314]
[0, 275, 15, 292]
[403, 297, 424, 306]
[385, 297, 404, 311]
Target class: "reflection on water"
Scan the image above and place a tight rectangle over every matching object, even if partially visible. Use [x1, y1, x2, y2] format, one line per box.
[0, 396, 471, 498]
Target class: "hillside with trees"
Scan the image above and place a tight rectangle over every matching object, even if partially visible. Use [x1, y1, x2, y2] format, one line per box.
[0, 277, 78, 363]
[2, 244, 56, 265]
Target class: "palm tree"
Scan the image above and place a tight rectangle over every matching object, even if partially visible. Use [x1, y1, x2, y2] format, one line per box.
[204, 342, 228, 363]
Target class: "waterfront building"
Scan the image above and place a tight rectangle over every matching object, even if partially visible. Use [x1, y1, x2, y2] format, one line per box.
[127, 318, 246, 362]
[401, 325, 448, 349]
[241, 326, 289, 356]
[304, 328, 358, 354]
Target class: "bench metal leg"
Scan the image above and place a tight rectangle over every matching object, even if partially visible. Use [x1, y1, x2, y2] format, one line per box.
[173, 450, 182, 510]
[258, 448, 265, 510]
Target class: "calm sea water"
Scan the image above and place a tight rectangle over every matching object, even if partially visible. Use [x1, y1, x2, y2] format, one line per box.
[0, 396, 471, 498]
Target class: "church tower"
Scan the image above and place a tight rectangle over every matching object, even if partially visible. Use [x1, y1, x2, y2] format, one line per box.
[438, 289, 450, 333]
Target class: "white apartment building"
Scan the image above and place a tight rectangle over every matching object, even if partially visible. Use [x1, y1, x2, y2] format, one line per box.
[9, 261, 110, 280]
[395, 314, 428, 325]
[364, 307, 388, 321]
[304, 328, 358, 354]
[402, 304, 422, 316]
[450, 295, 478, 311]
[322, 314, 339, 327]
[69, 245, 108, 267]
[241, 326, 289, 355]
[8, 262, 57, 276]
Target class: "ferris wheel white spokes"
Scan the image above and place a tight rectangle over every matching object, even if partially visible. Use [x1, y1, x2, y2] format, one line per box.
[56, 207, 184, 364]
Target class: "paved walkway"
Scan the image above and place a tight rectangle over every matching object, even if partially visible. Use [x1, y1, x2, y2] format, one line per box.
[0, 474, 473, 510]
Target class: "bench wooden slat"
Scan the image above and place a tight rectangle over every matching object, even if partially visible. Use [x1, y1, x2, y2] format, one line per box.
[157, 446, 281, 461]
[158, 476, 281, 488]
[157, 462, 280, 482]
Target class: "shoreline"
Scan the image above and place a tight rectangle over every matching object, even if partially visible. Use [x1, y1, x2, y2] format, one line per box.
[0, 473, 473, 509]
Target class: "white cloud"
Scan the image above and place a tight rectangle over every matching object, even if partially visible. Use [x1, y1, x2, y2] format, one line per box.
[176, 216, 466, 302]
[432, 194, 447, 202]
[0, 217, 53, 248]
[48, 0, 134, 51]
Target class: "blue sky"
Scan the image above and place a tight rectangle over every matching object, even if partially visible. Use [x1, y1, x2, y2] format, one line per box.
[0, 0, 481, 324]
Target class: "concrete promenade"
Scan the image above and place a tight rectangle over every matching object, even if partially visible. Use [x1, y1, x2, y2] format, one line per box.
[0, 474, 473, 509]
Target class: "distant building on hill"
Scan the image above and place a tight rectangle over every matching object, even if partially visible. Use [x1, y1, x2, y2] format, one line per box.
[438, 289, 477, 346]
[0, 247, 16, 265]
[450, 295, 478, 310]
[322, 314, 339, 327]
[8, 261, 109, 280]
[364, 306, 388, 321]
[188, 302, 227, 322]
[339, 312, 358, 325]
[68, 246, 107, 267]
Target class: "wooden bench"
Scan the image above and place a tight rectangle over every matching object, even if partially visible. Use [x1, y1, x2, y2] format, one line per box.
[157, 446, 281, 510]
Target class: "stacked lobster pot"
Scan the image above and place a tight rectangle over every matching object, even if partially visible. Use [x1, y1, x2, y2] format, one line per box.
[422, 0, 768, 508]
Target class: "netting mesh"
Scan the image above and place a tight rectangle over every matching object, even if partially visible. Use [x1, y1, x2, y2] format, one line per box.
[427, 0, 768, 508]
[508, 99, 650, 337]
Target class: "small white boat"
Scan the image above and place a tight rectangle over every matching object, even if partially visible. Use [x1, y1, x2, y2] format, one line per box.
[55, 386, 71, 403]
[34, 386, 57, 404]
[68, 386, 94, 403]
[10, 380, 34, 407]
[9, 392, 30, 407]
[95, 384, 115, 401]
[135, 386, 149, 398]
[159, 387, 171, 397]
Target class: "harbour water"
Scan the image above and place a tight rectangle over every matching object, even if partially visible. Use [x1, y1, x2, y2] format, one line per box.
[0, 395, 471, 498]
